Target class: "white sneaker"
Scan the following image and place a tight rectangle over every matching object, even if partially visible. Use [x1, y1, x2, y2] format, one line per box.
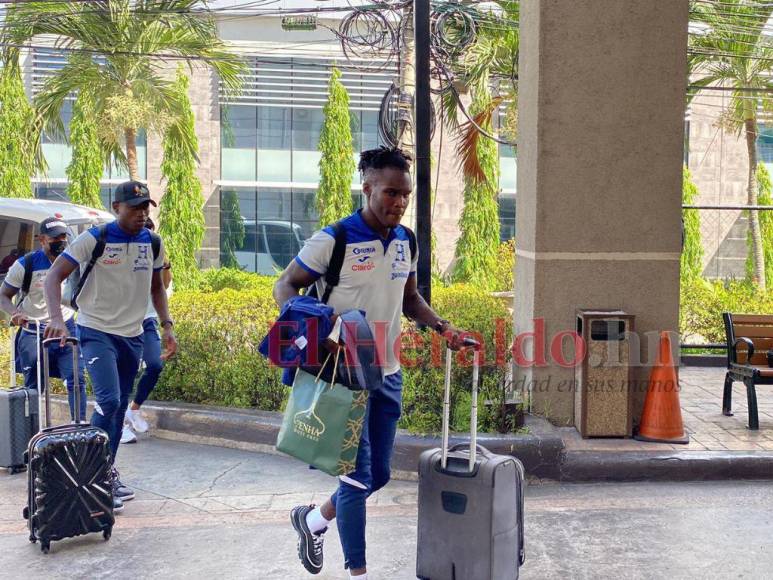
[125, 408, 149, 433]
[120, 426, 137, 444]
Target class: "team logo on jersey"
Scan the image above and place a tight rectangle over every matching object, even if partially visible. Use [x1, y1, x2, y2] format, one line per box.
[394, 242, 407, 263]
[133, 245, 150, 272]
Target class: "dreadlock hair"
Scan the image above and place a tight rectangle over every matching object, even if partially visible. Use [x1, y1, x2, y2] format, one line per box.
[358, 146, 412, 175]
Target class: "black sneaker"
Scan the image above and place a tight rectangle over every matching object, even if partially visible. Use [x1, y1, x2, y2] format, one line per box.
[113, 495, 124, 514]
[290, 505, 326, 575]
[111, 468, 135, 502]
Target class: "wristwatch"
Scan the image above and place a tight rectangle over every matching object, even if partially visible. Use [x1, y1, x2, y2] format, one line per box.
[434, 319, 450, 333]
[160, 320, 174, 329]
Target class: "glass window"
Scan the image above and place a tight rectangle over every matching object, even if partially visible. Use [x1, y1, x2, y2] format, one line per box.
[292, 189, 319, 238]
[292, 108, 323, 183]
[499, 194, 516, 241]
[257, 107, 291, 182]
[361, 110, 380, 151]
[499, 144, 517, 193]
[220, 187, 255, 271]
[758, 124, 773, 164]
[264, 223, 297, 270]
[222, 105, 257, 181]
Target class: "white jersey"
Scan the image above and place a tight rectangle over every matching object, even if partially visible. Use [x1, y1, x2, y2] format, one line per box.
[3, 250, 75, 324]
[63, 222, 165, 337]
[295, 209, 417, 375]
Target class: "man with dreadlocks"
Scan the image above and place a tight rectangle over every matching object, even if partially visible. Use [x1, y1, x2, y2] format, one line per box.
[274, 146, 468, 579]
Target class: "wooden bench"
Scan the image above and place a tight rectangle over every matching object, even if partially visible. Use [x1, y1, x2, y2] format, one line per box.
[722, 313, 773, 430]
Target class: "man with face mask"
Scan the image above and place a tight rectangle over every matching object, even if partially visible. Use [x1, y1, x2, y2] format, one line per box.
[0, 217, 86, 421]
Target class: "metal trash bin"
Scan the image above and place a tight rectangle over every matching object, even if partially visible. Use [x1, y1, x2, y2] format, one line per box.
[575, 310, 635, 438]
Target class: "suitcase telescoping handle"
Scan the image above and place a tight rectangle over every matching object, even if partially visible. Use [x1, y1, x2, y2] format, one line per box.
[9, 323, 16, 389]
[41, 336, 81, 428]
[441, 337, 481, 472]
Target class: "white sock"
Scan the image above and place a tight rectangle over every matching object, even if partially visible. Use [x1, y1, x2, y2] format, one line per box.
[349, 573, 367, 579]
[305, 507, 331, 534]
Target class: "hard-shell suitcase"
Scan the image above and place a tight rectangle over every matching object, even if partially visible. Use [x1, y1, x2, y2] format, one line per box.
[416, 343, 526, 580]
[0, 324, 39, 474]
[23, 337, 114, 554]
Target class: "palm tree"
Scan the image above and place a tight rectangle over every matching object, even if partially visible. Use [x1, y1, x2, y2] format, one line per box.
[440, 0, 519, 185]
[2, 0, 243, 181]
[689, 0, 773, 290]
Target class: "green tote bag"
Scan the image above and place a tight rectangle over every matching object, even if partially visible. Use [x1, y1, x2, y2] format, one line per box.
[276, 362, 369, 476]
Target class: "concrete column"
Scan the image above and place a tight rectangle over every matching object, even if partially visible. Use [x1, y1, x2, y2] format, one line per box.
[515, 0, 689, 426]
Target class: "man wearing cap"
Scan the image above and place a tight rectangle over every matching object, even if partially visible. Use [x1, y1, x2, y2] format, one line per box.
[43, 181, 178, 514]
[0, 217, 86, 421]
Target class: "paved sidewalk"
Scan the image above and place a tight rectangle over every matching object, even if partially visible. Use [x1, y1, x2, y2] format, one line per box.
[562, 366, 773, 452]
[2, 438, 773, 579]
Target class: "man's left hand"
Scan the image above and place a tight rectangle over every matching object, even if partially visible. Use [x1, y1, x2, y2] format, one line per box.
[161, 328, 178, 361]
[442, 324, 469, 351]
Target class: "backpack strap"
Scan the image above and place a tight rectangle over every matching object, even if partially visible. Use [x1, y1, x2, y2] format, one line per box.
[320, 221, 347, 304]
[17, 252, 35, 302]
[150, 232, 161, 262]
[403, 226, 417, 264]
[71, 224, 108, 311]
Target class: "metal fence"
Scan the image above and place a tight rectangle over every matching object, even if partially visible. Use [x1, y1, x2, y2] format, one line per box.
[682, 204, 773, 280]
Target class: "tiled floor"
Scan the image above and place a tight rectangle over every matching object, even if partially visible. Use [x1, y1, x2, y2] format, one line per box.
[562, 366, 773, 452]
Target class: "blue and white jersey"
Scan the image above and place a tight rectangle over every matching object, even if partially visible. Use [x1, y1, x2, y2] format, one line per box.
[3, 250, 75, 323]
[295, 209, 418, 375]
[63, 222, 165, 338]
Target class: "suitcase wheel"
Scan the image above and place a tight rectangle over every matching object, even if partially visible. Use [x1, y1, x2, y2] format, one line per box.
[22, 506, 29, 520]
[40, 540, 50, 554]
[28, 534, 36, 544]
[103, 527, 112, 541]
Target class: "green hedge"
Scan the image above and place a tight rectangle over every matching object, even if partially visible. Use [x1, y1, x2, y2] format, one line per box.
[151, 270, 516, 433]
[680, 277, 773, 343]
[6, 267, 768, 434]
[399, 284, 514, 434]
[155, 285, 285, 410]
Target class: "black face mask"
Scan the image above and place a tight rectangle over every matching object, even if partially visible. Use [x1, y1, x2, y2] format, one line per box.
[49, 240, 66, 256]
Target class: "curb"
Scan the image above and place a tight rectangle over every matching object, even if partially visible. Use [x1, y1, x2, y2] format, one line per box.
[48, 397, 773, 483]
[560, 450, 773, 482]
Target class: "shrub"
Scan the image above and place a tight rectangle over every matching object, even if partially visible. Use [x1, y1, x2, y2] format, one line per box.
[490, 240, 516, 293]
[399, 284, 514, 434]
[680, 277, 773, 343]
[154, 287, 286, 410]
[194, 267, 276, 293]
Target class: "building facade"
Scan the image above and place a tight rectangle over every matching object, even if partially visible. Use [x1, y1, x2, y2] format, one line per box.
[20, 10, 757, 280]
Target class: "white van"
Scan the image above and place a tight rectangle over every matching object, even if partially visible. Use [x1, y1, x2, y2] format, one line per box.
[0, 198, 114, 282]
[234, 219, 306, 275]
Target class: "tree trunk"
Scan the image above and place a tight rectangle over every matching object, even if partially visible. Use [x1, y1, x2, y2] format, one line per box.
[744, 115, 767, 291]
[125, 126, 139, 182]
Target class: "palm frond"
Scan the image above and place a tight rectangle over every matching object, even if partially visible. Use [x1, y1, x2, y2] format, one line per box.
[456, 96, 503, 186]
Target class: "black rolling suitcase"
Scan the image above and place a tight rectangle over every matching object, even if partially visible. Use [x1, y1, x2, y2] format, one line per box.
[0, 324, 39, 474]
[23, 337, 114, 553]
[416, 342, 526, 580]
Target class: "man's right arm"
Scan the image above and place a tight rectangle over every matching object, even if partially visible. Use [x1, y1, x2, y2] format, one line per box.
[273, 230, 333, 308]
[1, 261, 26, 326]
[273, 260, 318, 308]
[0, 284, 23, 326]
[43, 257, 77, 341]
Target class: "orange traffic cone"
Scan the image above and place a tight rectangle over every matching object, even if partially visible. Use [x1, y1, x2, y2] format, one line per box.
[635, 332, 689, 444]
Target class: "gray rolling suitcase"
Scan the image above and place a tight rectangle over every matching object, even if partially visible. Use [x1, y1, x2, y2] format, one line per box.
[0, 324, 39, 474]
[417, 343, 525, 580]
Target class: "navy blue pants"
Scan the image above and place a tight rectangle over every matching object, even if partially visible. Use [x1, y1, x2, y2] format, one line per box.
[330, 371, 402, 570]
[77, 325, 143, 461]
[134, 318, 163, 407]
[17, 319, 86, 421]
